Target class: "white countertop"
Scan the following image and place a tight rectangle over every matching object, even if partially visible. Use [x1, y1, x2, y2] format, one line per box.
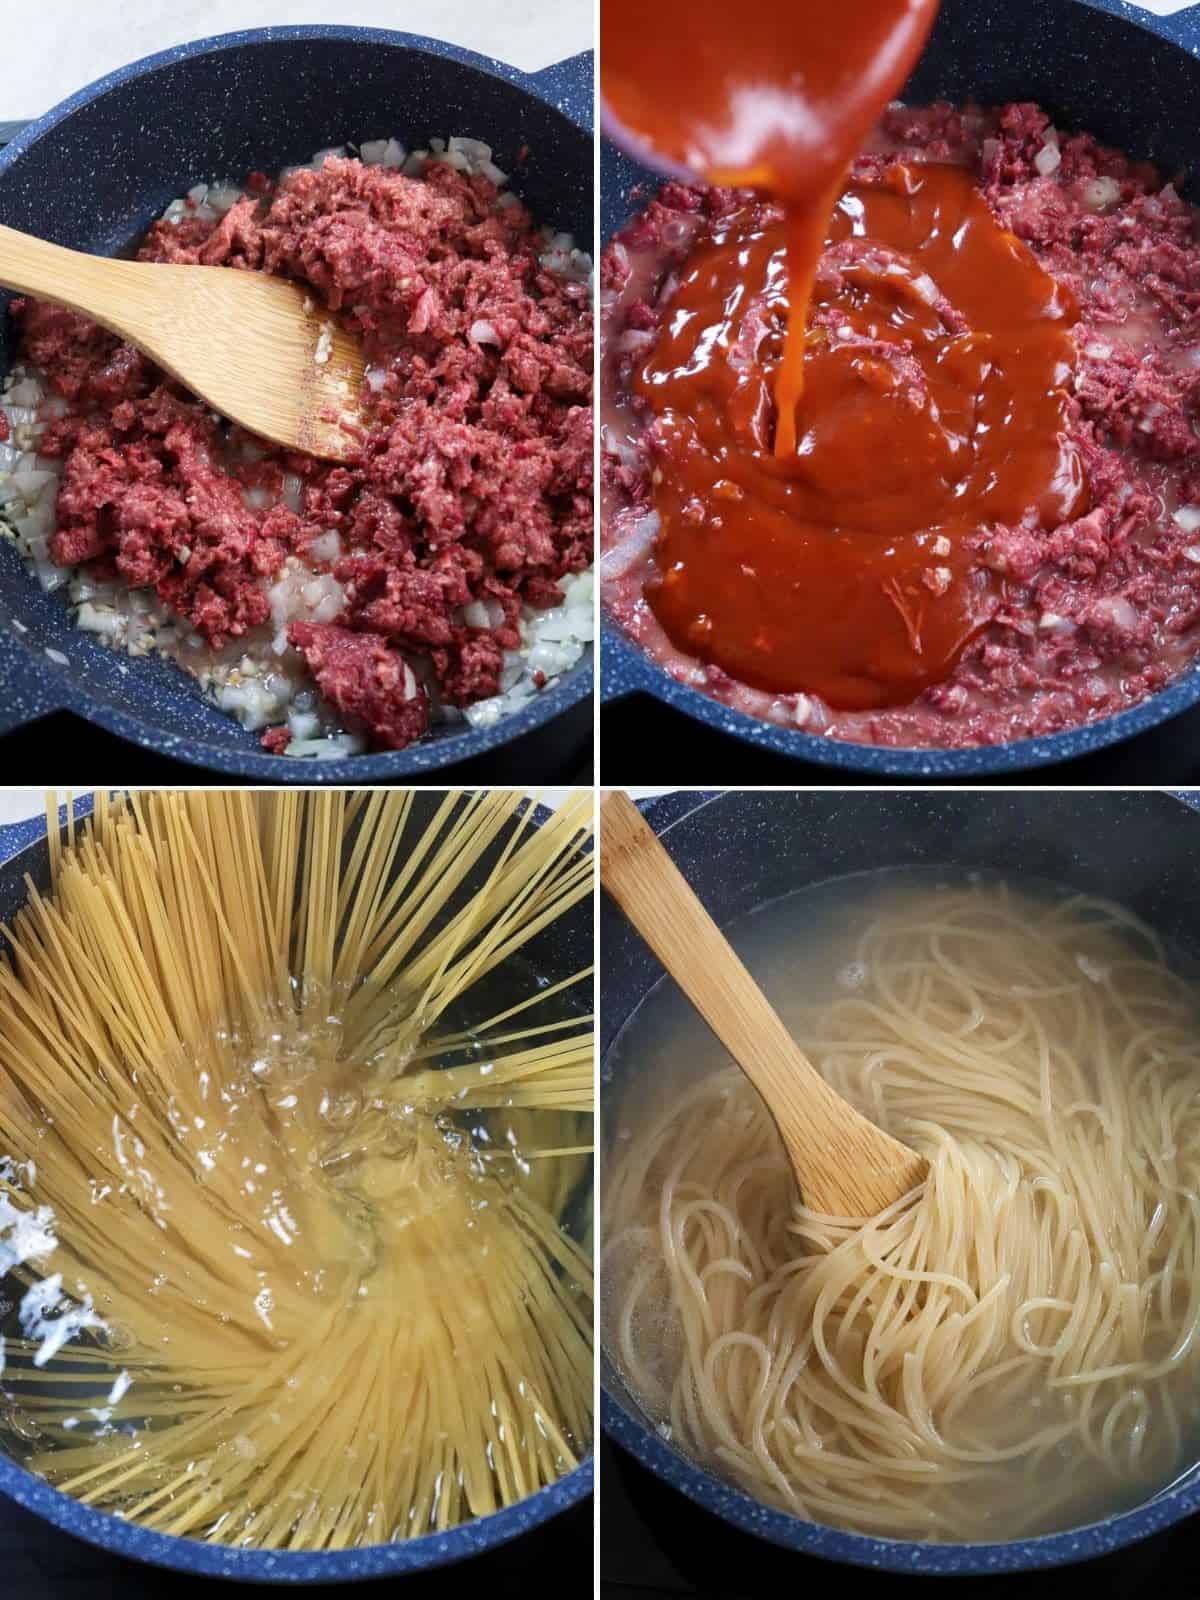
[0, 0, 592, 121]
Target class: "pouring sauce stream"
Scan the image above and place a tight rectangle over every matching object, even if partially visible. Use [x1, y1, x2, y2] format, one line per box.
[601, 0, 1089, 709]
[603, 0, 941, 457]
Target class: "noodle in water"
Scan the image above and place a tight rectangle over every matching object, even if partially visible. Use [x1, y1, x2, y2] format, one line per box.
[604, 877, 1200, 1541]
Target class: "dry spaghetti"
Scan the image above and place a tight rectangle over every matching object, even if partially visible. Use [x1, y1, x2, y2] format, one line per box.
[604, 878, 1200, 1541]
[0, 789, 593, 1548]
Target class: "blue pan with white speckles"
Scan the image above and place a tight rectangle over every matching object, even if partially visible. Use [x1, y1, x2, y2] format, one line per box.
[602, 788, 1200, 1572]
[0, 795, 593, 1581]
[0, 26, 593, 780]
[601, 0, 1200, 777]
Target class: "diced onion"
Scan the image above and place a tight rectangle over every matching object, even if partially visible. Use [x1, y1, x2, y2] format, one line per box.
[1035, 142, 1062, 177]
[308, 530, 341, 565]
[599, 510, 660, 582]
[285, 734, 367, 759]
[1092, 595, 1138, 630]
[287, 709, 321, 741]
[1038, 612, 1076, 634]
[1082, 176, 1121, 211]
[207, 185, 244, 215]
[448, 136, 493, 164]
[615, 328, 655, 357]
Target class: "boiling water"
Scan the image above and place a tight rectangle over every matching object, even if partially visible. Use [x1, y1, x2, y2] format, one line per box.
[0, 969, 592, 1530]
[603, 868, 1200, 1542]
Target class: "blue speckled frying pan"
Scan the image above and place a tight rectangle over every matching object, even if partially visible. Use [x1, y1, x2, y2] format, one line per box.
[0, 26, 593, 781]
[602, 787, 1200, 1573]
[601, 0, 1200, 777]
[0, 794, 593, 1581]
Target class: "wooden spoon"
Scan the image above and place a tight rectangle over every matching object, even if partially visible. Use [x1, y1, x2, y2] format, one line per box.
[600, 791, 929, 1216]
[0, 224, 365, 462]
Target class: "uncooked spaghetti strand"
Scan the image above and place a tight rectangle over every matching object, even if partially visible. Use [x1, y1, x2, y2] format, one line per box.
[333, 791, 411, 989]
[424, 965, 595, 1049]
[410, 855, 593, 1033]
[353, 792, 517, 994]
[0, 788, 593, 1549]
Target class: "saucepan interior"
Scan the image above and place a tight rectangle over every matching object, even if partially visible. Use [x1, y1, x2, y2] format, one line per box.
[599, 0, 1200, 776]
[0, 27, 593, 780]
[601, 788, 1200, 1572]
[0, 793, 593, 1580]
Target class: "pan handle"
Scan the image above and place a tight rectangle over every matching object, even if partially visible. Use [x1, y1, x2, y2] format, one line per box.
[1076, 1, 1200, 48]
[0, 808, 45, 861]
[0, 817, 34, 860]
[0, 632, 67, 734]
[530, 50, 593, 133]
[0, 792, 95, 865]
[600, 623, 665, 704]
[0, 118, 67, 737]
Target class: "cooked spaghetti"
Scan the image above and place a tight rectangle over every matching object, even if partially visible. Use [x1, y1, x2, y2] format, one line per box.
[603, 877, 1200, 1541]
[0, 789, 593, 1548]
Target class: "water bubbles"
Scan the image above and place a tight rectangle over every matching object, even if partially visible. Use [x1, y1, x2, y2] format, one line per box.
[252, 1287, 274, 1331]
[317, 1090, 360, 1127]
[838, 961, 867, 990]
[4, 1409, 44, 1443]
[106, 1370, 132, 1406]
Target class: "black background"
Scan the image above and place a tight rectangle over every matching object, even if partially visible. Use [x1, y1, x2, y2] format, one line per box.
[600, 697, 1200, 786]
[600, 1435, 1200, 1599]
[0, 711, 594, 787]
[0, 1490, 592, 1598]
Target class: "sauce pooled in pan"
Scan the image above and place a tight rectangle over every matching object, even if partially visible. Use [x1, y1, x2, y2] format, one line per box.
[602, 0, 1089, 709]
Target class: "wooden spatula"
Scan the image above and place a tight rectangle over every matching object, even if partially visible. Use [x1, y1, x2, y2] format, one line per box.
[600, 790, 929, 1217]
[0, 223, 365, 461]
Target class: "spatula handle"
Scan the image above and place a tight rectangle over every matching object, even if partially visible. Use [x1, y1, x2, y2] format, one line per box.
[600, 790, 928, 1216]
[0, 223, 156, 343]
[600, 789, 829, 1099]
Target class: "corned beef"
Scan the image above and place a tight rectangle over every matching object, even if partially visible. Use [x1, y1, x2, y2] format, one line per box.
[16, 149, 592, 752]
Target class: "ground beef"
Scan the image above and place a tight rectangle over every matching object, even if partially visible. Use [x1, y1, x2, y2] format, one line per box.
[600, 102, 1200, 750]
[288, 621, 429, 749]
[16, 151, 592, 752]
